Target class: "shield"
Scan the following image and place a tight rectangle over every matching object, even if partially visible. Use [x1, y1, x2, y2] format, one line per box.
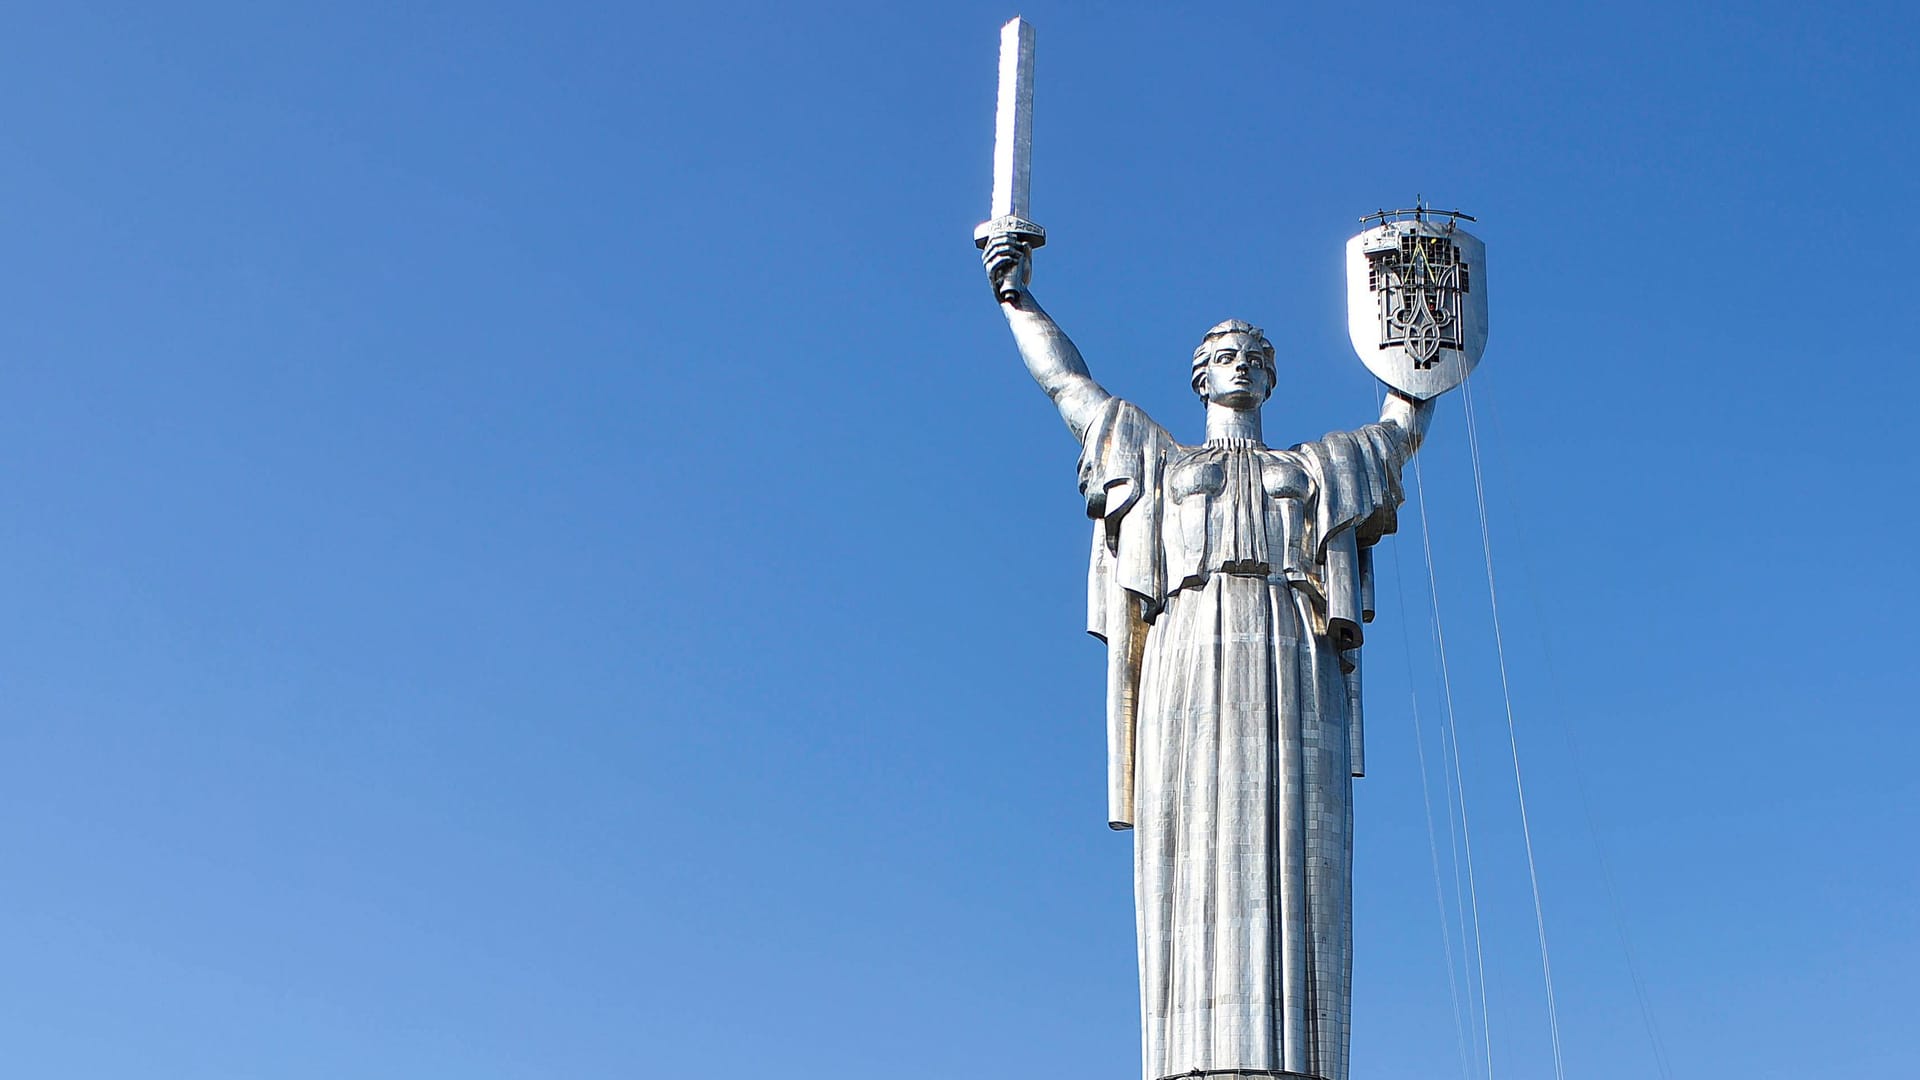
[1345, 214, 1487, 400]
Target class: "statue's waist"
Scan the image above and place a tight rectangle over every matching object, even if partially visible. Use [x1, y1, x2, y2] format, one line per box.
[1171, 560, 1312, 593]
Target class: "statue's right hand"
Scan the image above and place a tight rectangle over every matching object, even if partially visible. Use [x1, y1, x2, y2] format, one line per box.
[981, 234, 1032, 300]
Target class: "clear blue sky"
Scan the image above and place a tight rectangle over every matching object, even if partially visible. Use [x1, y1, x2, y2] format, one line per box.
[2, 2, 1914, 1077]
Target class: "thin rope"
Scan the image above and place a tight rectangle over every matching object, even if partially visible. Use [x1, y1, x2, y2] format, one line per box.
[1376, 383, 1475, 1080]
[1413, 450, 1496, 1080]
[1433, 644, 1482, 1075]
[1434, 667, 1479, 1066]
[1390, 536, 1475, 1080]
[1460, 379, 1566, 1080]
[1473, 382, 1674, 1079]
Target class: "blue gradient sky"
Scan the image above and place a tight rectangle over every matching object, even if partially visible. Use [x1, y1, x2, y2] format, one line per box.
[2, 2, 1915, 1078]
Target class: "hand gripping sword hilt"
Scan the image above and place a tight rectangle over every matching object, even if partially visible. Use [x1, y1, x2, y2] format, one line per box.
[974, 215, 1047, 302]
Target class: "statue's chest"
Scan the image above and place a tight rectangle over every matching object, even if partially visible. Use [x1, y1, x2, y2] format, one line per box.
[1169, 446, 1306, 503]
[1165, 445, 1311, 584]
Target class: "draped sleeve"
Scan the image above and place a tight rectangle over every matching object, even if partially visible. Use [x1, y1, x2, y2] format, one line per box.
[1076, 397, 1174, 829]
[1078, 397, 1174, 634]
[1292, 420, 1412, 778]
[1292, 421, 1411, 652]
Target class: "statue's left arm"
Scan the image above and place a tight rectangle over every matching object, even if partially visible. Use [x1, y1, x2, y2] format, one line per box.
[1296, 388, 1437, 655]
[1307, 388, 1435, 778]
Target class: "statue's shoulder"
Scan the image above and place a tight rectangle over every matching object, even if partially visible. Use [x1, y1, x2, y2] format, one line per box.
[1078, 398, 1180, 510]
[1286, 420, 1409, 471]
[1084, 397, 1176, 452]
[1282, 418, 1391, 450]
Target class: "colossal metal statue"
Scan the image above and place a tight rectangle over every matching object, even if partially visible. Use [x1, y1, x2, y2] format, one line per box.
[973, 19, 1485, 1080]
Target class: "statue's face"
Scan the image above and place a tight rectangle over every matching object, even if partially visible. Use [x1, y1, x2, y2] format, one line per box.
[1198, 334, 1273, 409]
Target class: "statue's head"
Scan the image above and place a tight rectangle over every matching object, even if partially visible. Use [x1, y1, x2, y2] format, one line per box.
[1190, 320, 1276, 408]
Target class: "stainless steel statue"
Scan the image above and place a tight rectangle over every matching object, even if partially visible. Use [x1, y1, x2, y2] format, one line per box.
[974, 19, 1484, 1080]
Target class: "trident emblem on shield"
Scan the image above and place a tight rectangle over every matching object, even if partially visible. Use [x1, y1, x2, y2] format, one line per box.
[1346, 206, 1488, 400]
[1374, 232, 1468, 367]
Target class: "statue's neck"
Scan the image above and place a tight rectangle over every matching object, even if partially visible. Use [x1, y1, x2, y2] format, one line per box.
[1204, 401, 1264, 445]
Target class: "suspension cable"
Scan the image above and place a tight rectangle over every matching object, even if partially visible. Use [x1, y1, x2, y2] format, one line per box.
[1474, 382, 1675, 1079]
[1377, 380, 1476, 1080]
[1460, 379, 1566, 1080]
[1390, 535, 1476, 1080]
[1413, 451, 1496, 1080]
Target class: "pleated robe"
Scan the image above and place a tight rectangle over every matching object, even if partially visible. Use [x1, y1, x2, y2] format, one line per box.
[1078, 399, 1408, 1080]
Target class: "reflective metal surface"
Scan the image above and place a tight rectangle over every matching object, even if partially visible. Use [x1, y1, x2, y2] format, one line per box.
[975, 28, 1468, 1078]
[1345, 207, 1487, 400]
[984, 238, 1444, 1080]
[974, 17, 1045, 301]
[989, 16, 1035, 223]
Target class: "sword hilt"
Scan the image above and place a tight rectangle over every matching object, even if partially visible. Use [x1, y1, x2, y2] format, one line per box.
[974, 215, 1047, 302]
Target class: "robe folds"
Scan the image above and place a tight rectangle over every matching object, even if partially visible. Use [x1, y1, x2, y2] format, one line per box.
[1077, 398, 1409, 1080]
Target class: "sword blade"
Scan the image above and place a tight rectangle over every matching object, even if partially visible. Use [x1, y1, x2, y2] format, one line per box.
[989, 17, 1036, 221]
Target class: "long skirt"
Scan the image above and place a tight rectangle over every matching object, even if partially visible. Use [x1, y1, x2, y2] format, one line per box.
[1134, 571, 1354, 1080]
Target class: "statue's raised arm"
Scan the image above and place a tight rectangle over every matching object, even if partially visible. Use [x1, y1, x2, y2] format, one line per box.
[981, 235, 1112, 444]
[1378, 386, 1436, 454]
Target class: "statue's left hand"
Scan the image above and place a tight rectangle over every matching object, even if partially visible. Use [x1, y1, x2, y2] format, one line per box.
[1380, 390, 1435, 451]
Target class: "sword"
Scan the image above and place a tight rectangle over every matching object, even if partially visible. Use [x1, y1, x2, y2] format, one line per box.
[973, 17, 1046, 302]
